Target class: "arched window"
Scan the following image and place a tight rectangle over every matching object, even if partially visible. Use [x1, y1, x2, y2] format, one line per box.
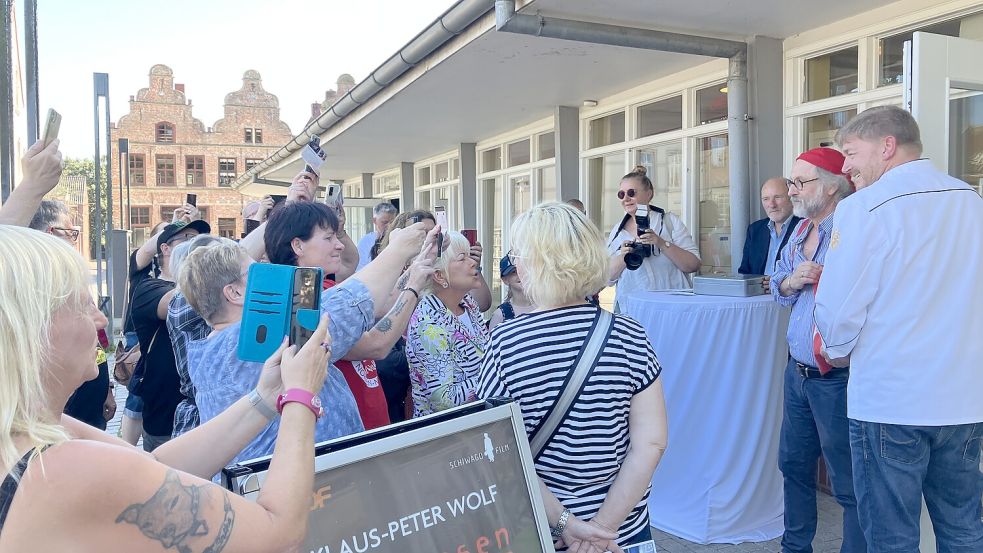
[155, 122, 175, 143]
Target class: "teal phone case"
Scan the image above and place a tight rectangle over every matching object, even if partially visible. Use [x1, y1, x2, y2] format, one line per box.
[238, 263, 322, 363]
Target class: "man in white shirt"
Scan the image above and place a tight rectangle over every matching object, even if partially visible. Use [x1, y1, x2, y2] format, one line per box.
[816, 105, 983, 553]
[355, 202, 398, 270]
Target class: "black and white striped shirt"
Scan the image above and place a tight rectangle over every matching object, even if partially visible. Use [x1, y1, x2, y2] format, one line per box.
[476, 304, 661, 545]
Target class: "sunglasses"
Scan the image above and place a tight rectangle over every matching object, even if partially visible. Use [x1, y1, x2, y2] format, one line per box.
[785, 177, 819, 191]
[617, 189, 637, 200]
[50, 227, 80, 241]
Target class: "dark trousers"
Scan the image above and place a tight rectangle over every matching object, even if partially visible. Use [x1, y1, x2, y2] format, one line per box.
[779, 357, 866, 553]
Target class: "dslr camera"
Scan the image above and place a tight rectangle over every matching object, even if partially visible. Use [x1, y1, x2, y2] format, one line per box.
[624, 204, 654, 271]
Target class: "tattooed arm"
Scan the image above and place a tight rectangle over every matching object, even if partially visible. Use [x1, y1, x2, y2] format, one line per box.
[343, 243, 436, 360]
[349, 223, 438, 318]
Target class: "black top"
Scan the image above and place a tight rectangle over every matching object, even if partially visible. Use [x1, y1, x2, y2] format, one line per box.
[123, 251, 156, 335]
[131, 278, 182, 438]
[738, 215, 802, 275]
[64, 360, 110, 431]
[0, 449, 34, 532]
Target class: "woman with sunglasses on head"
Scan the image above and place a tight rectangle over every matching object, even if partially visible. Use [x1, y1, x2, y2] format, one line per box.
[607, 166, 701, 310]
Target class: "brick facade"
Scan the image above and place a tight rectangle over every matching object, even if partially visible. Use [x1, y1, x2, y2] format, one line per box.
[110, 64, 293, 246]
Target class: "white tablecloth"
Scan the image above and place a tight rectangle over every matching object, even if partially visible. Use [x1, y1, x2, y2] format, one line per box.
[621, 291, 789, 544]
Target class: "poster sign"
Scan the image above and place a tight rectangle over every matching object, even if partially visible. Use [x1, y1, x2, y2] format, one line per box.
[224, 401, 553, 553]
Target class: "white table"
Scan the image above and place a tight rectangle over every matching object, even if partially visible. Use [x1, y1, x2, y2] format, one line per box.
[620, 291, 789, 544]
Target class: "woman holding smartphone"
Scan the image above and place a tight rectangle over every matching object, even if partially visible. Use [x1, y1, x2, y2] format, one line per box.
[0, 225, 332, 552]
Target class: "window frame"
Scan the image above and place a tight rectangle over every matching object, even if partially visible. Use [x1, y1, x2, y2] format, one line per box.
[155, 154, 176, 187]
[155, 122, 175, 143]
[185, 155, 205, 187]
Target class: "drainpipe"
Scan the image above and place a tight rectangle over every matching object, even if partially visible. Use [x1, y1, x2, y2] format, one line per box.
[495, 0, 750, 273]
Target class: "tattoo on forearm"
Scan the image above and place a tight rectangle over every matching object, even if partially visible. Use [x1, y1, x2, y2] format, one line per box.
[396, 272, 410, 290]
[117, 470, 236, 553]
[373, 296, 409, 333]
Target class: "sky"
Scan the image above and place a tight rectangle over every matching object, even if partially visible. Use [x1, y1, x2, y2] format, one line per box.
[33, 0, 457, 159]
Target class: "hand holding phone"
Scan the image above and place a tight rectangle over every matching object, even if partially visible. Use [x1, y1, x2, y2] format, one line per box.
[186, 193, 197, 208]
[434, 206, 449, 258]
[324, 184, 344, 211]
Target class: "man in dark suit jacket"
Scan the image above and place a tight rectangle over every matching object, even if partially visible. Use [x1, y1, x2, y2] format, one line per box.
[739, 177, 800, 291]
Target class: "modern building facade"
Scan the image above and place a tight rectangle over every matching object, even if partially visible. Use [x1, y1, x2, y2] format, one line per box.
[236, 0, 983, 303]
[110, 64, 293, 246]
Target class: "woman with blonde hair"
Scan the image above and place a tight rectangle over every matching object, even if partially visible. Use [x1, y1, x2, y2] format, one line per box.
[405, 231, 490, 417]
[0, 225, 334, 551]
[478, 202, 669, 552]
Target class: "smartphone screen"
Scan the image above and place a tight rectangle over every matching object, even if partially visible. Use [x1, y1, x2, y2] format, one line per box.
[325, 184, 343, 211]
[434, 206, 448, 257]
[271, 194, 287, 205]
[289, 268, 320, 349]
[42, 109, 62, 148]
[186, 193, 197, 207]
[623, 540, 657, 553]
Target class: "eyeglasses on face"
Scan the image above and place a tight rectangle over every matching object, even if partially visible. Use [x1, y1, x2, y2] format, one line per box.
[50, 227, 80, 241]
[785, 177, 819, 191]
[617, 189, 637, 200]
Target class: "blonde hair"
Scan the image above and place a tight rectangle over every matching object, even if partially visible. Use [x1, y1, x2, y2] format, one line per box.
[178, 242, 249, 324]
[510, 202, 607, 307]
[422, 231, 472, 295]
[0, 226, 87, 479]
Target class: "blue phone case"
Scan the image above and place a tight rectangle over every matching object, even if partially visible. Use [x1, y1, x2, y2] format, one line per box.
[238, 264, 322, 363]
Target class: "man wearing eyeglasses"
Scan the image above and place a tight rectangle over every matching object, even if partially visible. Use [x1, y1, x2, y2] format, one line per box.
[770, 148, 865, 553]
[28, 199, 79, 245]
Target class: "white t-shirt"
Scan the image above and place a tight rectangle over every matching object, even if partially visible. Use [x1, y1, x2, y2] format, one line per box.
[606, 209, 700, 305]
[355, 231, 378, 271]
[815, 159, 983, 425]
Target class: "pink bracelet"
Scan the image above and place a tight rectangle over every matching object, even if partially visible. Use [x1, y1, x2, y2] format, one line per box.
[276, 388, 324, 419]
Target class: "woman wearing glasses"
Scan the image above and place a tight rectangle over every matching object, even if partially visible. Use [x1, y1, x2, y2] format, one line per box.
[607, 166, 701, 309]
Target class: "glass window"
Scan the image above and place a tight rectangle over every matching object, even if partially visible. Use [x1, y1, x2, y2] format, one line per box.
[481, 147, 502, 172]
[452, 158, 460, 179]
[638, 96, 683, 137]
[159, 205, 180, 223]
[218, 218, 237, 239]
[155, 122, 174, 143]
[537, 166, 556, 203]
[588, 152, 627, 232]
[698, 135, 731, 274]
[418, 190, 431, 212]
[480, 177, 503, 305]
[435, 161, 450, 183]
[418, 166, 431, 186]
[185, 155, 204, 186]
[507, 139, 531, 167]
[511, 175, 531, 219]
[156, 155, 175, 186]
[635, 141, 683, 215]
[244, 128, 253, 144]
[804, 109, 858, 149]
[130, 206, 150, 226]
[254, 129, 263, 144]
[538, 131, 555, 160]
[879, 15, 983, 87]
[128, 154, 145, 186]
[374, 174, 400, 194]
[245, 158, 263, 171]
[588, 112, 626, 149]
[948, 89, 983, 195]
[197, 207, 209, 224]
[696, 84, 728, 125]
[805, 46, 859, 101]
[218, 158, 236, 187]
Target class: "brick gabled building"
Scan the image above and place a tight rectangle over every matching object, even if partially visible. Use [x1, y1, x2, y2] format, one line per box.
[110, 64, 293, 246]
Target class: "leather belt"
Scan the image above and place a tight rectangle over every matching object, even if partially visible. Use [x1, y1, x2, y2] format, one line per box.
[795, 362, 849, 379]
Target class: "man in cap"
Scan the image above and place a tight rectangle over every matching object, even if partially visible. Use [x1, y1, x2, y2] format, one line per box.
[129, 219, 210, 450]
[816, 106, 983, 552]
[771, 147, 864, 553]
[738, 177, 801, 292]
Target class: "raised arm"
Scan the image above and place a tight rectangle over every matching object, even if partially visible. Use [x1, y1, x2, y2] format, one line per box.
[0, 140, 63, 226]
[351, 223, 434, 319]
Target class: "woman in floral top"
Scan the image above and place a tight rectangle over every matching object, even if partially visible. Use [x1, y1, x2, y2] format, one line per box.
[406, 231, 490, 417]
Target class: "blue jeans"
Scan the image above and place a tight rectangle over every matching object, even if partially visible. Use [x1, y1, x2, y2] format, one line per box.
[850, 420, 983, 553]
[779, 358, 866, 553]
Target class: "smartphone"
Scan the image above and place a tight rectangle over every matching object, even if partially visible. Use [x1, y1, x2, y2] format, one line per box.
[271, 194, 287, 205]
[289, 268, 321, 350]
[324, 184, 343, 211]
[186, 193, 197, 207]
[41, 109, 62, 148]
[408, 214, 423, 224]
[434, 206, 449, 258]
[461, 229, 477, 247]
[623, 540, 657, 553]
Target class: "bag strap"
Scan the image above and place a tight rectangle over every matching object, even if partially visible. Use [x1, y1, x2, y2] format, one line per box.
[145, 326, 161, 356]
[528, 309, 615, 458]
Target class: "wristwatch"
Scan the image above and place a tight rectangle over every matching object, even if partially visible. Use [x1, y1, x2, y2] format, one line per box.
[277, 388, 324, 419]
[660, 240, 674, 251]
[248, 389, 279, 421]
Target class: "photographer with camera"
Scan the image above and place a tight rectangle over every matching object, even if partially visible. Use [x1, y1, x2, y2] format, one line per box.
[607, 167, 700, 310]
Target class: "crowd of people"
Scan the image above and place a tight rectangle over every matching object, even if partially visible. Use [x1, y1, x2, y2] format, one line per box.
[0, 105, 979, 552]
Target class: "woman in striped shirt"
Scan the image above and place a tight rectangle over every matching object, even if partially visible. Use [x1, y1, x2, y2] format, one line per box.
[477, 202, 668, 552]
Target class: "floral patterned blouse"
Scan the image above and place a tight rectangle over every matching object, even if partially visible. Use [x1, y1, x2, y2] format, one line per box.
[405, 293, 490, 418]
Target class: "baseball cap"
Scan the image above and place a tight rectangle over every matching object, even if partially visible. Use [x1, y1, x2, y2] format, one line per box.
[157, 220, 211, 254]
[499, 254, 516, 278]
